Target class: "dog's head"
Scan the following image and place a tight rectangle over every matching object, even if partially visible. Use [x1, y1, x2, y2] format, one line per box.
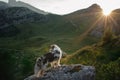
[50, 44, 60, 51]
[50, 44, 56, 49]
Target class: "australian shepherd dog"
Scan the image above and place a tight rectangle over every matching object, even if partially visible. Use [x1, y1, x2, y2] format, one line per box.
[34, 44, 63, 77]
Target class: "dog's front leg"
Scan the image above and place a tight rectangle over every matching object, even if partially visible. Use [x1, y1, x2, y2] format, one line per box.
[36, 70, 45, 77]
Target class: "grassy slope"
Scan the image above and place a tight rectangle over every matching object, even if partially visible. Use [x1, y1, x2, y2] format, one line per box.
[0, 11, 101, 54]
[63, 36, 120, 80]
[0, 12, 102, 80]
[1, 5, 120, 80]
[0, 5, 120, 80]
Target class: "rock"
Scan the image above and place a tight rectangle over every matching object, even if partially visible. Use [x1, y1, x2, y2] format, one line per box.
[0, 6, 48, 37]
[0, 1, 11, 10]
[8, 0, 48, 15]
[24, 64, 95, 80]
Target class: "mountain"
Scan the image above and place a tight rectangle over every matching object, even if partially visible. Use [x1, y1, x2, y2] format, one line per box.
[0, 3, 120, 50]
[111, 9, 120, 34]
[0, 1, 49, 37]
[8, 0, 48, 15]
[90, 9, 120, 37]
[1, 3, 120, 50]
[64, 4, 103, 37]
[67, 4, 102, 16]
[0, 3, 120, 80]
[65, 4, 120, 37]
[0, 1, 11, 10]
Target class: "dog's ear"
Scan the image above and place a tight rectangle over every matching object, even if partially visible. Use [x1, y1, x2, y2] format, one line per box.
[36, 57, 41, 62]
[50, 44, 55, 49]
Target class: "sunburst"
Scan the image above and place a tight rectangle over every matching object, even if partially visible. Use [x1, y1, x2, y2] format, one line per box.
[102, 9, 112, 16]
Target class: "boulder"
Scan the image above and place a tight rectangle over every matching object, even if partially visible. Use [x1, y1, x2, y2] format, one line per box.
[24, 64, 95, 80]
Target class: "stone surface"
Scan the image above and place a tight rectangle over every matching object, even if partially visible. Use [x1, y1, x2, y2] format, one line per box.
[24, 64, 95, 80]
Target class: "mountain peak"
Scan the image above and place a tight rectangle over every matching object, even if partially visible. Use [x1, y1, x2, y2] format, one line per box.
[67, 4, 102, 16]
[88, 4, 102, 11]
[89, 4, 100, 8]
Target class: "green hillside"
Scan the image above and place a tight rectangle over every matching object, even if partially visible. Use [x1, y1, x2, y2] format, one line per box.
[63, 35, 120, 80]
[0, 3, 120, 80]
[0, 13, 100, 80]
[0, 5, 103, 53]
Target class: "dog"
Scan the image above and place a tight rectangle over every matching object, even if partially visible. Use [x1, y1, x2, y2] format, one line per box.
[34, 44, 63, 77]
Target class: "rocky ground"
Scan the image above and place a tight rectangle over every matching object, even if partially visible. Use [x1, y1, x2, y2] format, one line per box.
[24, 64, 95, 80]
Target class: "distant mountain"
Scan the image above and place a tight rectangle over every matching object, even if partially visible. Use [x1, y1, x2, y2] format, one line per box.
[0, 1, 11, 10]
[8, 0, 48, 15]
[0, 3, 120, 38]
[65, 4, 120, 37]
[89, 9, 120, 37]
[68, 4, 102, 15]
[65, 4, 103, 26]
[0, 1, 49, 37]
[63, 4, 103, 37]
[0, 3, 120, 48]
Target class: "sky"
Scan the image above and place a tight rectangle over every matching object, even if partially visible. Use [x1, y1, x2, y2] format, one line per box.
[0, 0, 120, 15]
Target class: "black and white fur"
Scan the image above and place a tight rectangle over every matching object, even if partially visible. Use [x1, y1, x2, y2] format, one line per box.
[34, 44, 63, 77]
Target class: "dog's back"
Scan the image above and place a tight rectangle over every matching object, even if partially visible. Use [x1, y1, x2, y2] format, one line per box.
[42, 52, 59, 64]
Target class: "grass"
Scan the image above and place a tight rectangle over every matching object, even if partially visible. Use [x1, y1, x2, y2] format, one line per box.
[1, 10, 119, 80]
[0, 18, 100, 80]
[0, 19, 99, 53]
[62, 36, 120, 80]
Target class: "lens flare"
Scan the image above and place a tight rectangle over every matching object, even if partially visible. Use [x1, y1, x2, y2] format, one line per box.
[102, 9, 112, 16]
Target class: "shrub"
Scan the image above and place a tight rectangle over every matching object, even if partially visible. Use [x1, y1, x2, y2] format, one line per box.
[96, 58, 120, 80]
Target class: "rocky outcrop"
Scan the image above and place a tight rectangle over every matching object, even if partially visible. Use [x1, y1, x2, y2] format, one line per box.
[0, 1, 11, 10]
[24, 64, 95, 80]
[0, 1, 48, 28]
[90, 23, 104, 37]
[10, 1, 48, 15]
[0, 7, 48, 24]
[0, 5, 48, 37]
[8, 0, 48, 15]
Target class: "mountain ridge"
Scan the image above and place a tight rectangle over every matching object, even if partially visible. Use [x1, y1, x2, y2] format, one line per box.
[0, 3, 49, 37]
[9, 1, 48, 15]
[67, 4, 102, 16]
[0, 3, 120, 46]
[0, 2, 120, 38]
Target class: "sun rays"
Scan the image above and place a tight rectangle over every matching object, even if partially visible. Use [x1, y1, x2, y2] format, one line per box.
[102, 9, 112, 16]
[74, 9, 119, 45]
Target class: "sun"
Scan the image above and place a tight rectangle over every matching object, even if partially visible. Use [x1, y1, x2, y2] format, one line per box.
[102, 9, 112, 16]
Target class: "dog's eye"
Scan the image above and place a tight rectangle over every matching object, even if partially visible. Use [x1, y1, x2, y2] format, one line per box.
[37, 62, 41, 67]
